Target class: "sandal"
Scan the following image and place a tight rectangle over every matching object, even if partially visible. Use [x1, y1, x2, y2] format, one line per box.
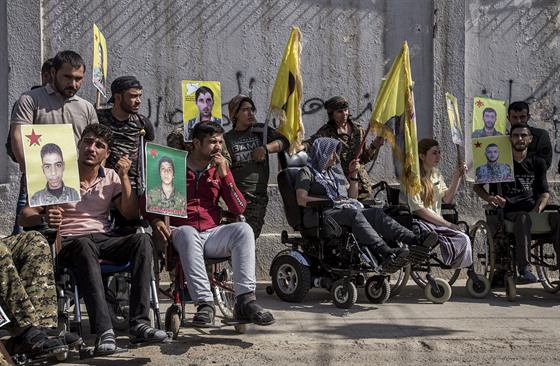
[235, 293, 275, 326]
[191, 302, 215, 327]
[93, 330, 117, 356]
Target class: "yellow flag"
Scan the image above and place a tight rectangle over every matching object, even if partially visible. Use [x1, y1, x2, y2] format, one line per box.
[269, 26, 304, 154]
[370, 41, 421, 195]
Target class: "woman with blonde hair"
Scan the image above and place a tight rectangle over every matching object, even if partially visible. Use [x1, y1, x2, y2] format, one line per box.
[407, 138, 472, 268]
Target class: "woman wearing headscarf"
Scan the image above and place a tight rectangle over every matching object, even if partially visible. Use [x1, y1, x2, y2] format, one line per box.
[407, 138, 472, 268]
[303, 96, 384, 201]
[295, 137, 437, 268]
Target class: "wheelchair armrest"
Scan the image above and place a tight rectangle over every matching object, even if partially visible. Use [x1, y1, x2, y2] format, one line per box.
[307, 199, 334, 208]
[361, 199, 381, 207]
[543, 204, 559, 212]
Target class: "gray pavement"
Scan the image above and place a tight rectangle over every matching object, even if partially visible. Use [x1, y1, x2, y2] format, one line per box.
[53, 279, 559, 366]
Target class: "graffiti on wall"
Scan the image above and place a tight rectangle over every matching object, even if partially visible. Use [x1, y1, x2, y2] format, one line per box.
[145, 72, 376, 130]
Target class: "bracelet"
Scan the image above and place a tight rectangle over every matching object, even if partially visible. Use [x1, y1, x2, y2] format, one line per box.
[349, 177, 360, 182]
[262, 145, 269, 154]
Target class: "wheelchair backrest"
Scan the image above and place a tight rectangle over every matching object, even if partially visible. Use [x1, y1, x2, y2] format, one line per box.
[277, 150, 309, 231]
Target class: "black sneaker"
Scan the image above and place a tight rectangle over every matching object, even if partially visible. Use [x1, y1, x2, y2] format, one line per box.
[191, 302, 215, 327]
[418, 231, 438, 248]
[8, 325, 67, 359]
[518, 269, 537, 284]
[43, 328, 82, 348]
[379, 247, 410, 269]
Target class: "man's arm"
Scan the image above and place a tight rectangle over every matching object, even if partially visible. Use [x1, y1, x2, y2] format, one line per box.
[19, 204, 64, 228]
[141, 115, 156, 142]
[532, 192, 549, 213]
[473, 183, 506, 208]
[10, 124, 26, 170]
[113, 156, 140, 220]
[536, 129, 552, 169]
[213, 152, 246, 215]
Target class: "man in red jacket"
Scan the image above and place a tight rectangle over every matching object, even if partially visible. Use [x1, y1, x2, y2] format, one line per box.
[148, 121, 274, 327]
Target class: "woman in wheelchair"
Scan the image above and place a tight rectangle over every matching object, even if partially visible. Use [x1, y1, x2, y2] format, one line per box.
[407, 138, 472, 268]
[295, 137, 438, 270]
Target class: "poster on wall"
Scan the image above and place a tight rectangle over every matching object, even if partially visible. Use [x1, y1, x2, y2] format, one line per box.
[92, 24, 108, 97]
[145, 143, 188, 218]
[21, 124, 81, 207]
[182, 80, 222, 141]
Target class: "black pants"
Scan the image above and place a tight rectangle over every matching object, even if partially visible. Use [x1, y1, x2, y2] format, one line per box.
[59, 232, 153, 334]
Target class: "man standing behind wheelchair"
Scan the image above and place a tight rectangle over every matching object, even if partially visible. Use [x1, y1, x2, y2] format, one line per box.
[295, 137, 438, 269]
[20, 123, 168, 355]
[406, 138, 473, 268]
[146, 121, 275, 328]
[474, 123, 560, 283]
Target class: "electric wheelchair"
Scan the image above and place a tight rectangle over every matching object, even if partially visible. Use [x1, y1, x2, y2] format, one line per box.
[371, 182, 491, 303]
[470, 205, 560, 302]
[266, 151, 409, 309]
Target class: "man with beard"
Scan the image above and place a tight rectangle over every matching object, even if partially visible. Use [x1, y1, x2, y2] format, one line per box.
[472, 107, 503, 138]
[10, 51, 97, 234]
[474, 123, 560, 283]
[184, 86, 222, 140]
[10, 50, 98, 169]
[97, 76, 155, 195]
[475, 143, 513, 183]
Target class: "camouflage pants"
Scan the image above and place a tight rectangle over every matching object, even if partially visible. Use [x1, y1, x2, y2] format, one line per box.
[0, 231, 56, 333]
[243, 192, 269, 240]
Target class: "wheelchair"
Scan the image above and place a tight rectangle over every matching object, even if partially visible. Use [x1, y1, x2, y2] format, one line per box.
[470, 205, 560, 302]
[266, 151, 409, 309]
[29, 225, 163, 360]
[371, 182, 491, 303]
[159, 216, 250, 338]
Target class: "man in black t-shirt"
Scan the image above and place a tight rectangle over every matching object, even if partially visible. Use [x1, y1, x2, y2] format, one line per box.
[97, 76, 155, 195]
[474, 123, 560, 283]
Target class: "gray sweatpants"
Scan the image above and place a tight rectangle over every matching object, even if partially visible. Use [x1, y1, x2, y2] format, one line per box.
[172, 223, 256, 305]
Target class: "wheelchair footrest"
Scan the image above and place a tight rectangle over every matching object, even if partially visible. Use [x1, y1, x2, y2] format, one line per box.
[382, 256, 409, 274]
[408, 245, 431, 265]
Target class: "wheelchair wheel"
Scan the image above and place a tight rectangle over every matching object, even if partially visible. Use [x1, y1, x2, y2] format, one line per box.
[365, 276, 390, 304]
[105, 274, 131, 331]
[505, 274, 516, 302]
[533, 243, 560, 293]
[470, 220, 495, 284]
[424, 278, 452, 304]
[212, 266, 236, 319]
[165, 304, 181, 340]
[410, 266, 460, 290]
[466, 274, 491, 298]
[55, 351, 68, 362]
[331, 279, 357, 309]
[271, 255, 311, 303]
[389, 263, 411, 297]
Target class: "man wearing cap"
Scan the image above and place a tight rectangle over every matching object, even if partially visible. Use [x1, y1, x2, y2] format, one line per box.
[223, 94, 289, 239]
[302, 96, 384, 201]
[97, 76, 155, 195]
[184, 86, 222, 140]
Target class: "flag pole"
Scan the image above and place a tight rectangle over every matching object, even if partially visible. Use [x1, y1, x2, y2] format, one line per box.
[262, 108, 271, 147]
[354, 124, 371, 161]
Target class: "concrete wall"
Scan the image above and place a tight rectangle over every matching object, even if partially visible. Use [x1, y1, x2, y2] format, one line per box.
[2, 0, 559, 278]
